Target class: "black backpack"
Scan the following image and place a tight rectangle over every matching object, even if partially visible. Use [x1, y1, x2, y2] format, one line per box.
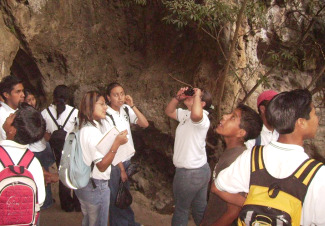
[47, 107, 76, 154]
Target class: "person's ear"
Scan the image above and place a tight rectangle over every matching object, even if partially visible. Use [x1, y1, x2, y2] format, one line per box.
[106, 95, 111, 103]
[201, 101, 206, 108]
[259, 105, 266, 115]
[296, 118, 306, 130]
[3, 92, 10, 100]
[237, 128, 247, 140]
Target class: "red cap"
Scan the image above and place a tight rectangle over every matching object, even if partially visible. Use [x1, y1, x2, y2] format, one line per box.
[257, 90, 278, 108]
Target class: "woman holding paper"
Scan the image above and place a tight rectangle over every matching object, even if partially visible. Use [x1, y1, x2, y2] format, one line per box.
[105, 82, 149, 226]
[75, 91, 128, 226]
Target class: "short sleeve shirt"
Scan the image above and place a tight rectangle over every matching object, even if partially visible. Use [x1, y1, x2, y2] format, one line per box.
[173, 109, 210, 169]
[0, 102, 16, 141]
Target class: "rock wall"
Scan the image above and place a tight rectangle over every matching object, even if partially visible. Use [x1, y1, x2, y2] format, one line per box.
[0, 0, 324, 212]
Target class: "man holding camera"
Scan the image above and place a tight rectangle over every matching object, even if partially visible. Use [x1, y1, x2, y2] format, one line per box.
[165, 87, 212, 226]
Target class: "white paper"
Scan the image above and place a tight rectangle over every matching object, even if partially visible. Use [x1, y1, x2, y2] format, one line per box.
[96, 127, 135, 166]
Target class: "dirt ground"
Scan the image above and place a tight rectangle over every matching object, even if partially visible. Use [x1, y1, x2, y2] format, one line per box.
[40, 181, 195, 226]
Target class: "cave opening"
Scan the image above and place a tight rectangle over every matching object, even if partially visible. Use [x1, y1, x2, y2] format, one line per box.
[10, 48, 46, 107]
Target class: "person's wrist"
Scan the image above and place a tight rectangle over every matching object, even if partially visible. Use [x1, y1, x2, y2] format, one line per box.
[174, 95, 180, 101]
[131, 105, 135, 108]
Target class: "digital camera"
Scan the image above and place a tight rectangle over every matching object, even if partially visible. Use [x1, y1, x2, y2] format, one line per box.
[184, 88, 195, 96]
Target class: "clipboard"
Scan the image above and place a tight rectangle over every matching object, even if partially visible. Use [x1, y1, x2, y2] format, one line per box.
[96, 127, 135, 166]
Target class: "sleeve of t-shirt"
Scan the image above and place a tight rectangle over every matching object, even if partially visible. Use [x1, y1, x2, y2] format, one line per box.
[191, 112, 210, 129]
[41, 109, 52, 133]
[29, 158, 46, 206]
[245, 139, 256, 152]
[176, 108, 187, 122]
[81, 127, 105, 165]
[301, 166, 325, 225]
[215, 149, 251, 194]
[0, 117, 6, 140]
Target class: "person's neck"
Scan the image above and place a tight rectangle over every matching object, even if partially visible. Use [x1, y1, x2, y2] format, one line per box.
[224, 137, 245, 150]
[110, 105, 120, 112]
[5, 101, 17, 110]
[277, 133, 304, 146]
[262, 116, 274, 131]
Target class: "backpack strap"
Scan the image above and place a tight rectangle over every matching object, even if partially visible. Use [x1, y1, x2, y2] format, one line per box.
[62, 108, 76, 130]
[106, 112, 116, 126]
[124, 106, 130, 123]
[17, 149, 35, 169]
[47, 107, 61, 129]
[255, 135, 261, 146]
[294, 159, 323, 187]
[0, 145, 14, 167]
[251, 145, 264, 173]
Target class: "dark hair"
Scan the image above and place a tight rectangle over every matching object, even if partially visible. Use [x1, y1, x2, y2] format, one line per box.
[0, 75, 23, 101]
[53, 85, 71, 119]
[266, 89, 312, 134]
[201, 89, 212, 110]
[105, 82, 123, 102]
[79, 91, 103, 128]
[12, 103, 46, 144]
[237, 104, 263, 141]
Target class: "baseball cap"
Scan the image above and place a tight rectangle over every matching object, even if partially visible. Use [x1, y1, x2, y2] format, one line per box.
[257, 90, 278, 108]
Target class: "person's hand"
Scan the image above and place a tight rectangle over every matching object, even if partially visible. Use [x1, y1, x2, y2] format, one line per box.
[115, 130, 128, 146]
[125, 95, 134, 106]
[43, 169, 59, 184]
[175, 87, 188, 101]
[193, 88, 202, 98]
[120, 170, 128, 182]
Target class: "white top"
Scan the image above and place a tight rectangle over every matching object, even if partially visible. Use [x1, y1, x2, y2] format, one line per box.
[245, 124, 279, 151]
[173, 109, 210, 169]
[103, 105, 137, 160]
[80, 121, 111, 180]
[0, 140, 46, 206]
[0, 102, 16, 141]
[29, 138, 47, 153]
[215, 141, 325, 226]
[41, 104, 78, 135]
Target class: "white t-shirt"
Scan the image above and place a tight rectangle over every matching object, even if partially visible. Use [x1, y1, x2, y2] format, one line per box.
[29, 138, 47, 153]
[0, 140, 46, 206]
[245, 124, 279, 151]
[41, 104, 78, 136]
[103, 105, 137, 159]
[215, 141, 325, 225]
[173, 108, 210, 169]
[0, 102, 16, 141]
[80, 121, 111, 180]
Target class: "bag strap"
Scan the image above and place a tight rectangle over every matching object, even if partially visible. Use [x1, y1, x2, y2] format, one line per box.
[17, 149, 35, 169]
[106, 112, 116, 126]
[46, 107, 61, 129]
[250, 145, 264, 173]
[294, 159, 323, 187]
[62, 108, 76, 129]
[0, 145, 14, 167]
[124, 106, 130, 124]
[255, 135, 261, 146]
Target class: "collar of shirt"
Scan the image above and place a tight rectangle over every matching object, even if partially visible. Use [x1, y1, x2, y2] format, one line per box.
[0, 140, 29, 150]
[107, 105, 125, 116]
[268, 141, 305, 152]
[0, 102, 16, 112]
[262, 124, 276, 134]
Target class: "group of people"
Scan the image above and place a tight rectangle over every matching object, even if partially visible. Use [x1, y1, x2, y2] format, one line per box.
[0, 73, 324, 226]
[0, 75, 148, 226]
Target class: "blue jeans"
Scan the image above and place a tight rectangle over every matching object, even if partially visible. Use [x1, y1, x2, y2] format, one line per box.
[33, 143, 56, 210]
[109, 160, 139, 226]
[172, 163, 211, 226]
[75, 179, 110, 226]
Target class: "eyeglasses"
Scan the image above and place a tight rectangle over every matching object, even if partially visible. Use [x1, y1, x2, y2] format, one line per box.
[96, 102, 107, 107]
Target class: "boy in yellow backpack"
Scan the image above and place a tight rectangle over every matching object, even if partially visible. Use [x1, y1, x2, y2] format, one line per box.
[212, 89, 325, 225]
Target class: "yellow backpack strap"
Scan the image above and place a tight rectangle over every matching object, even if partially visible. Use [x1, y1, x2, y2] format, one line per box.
[295, 158, 323, 187]
[251, 145, 264, 173]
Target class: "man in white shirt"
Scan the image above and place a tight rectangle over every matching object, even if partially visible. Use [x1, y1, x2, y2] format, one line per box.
[245, 90, 279, 150]
[213, 89, 325, 225]
[165, 87, 212, 226]
[0, 103, 46, 223]
[0, 75, 25, 141]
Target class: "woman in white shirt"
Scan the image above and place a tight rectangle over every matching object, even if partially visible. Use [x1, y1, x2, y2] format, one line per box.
[76, 91, 128, 226]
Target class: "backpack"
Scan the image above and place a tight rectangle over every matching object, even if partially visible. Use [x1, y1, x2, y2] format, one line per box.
[0, 146, 40, 226]
[59, 131, 92, 189]
[47, 107, 76, 154]
[238, 145, 323, 226]
[106, 106, 130, 126]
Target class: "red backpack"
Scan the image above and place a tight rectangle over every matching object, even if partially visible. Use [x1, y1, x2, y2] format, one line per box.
[0, 146, 40, 226]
